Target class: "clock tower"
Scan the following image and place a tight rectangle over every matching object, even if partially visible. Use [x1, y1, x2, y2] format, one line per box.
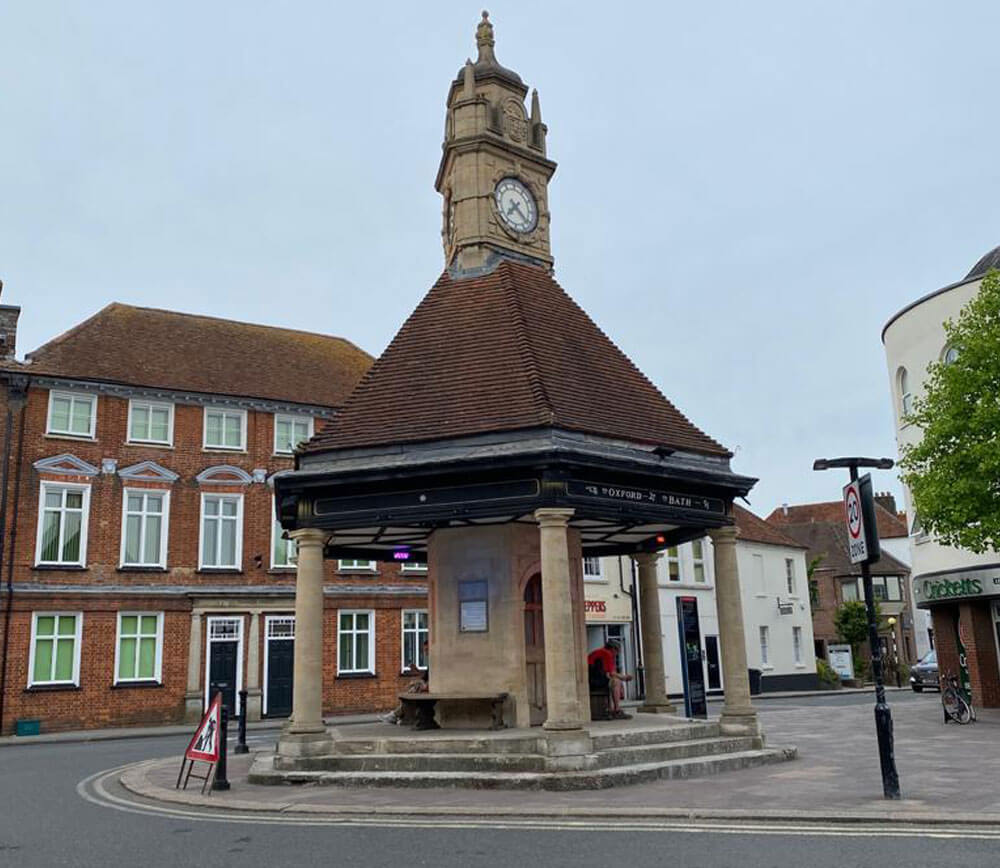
[435, 12, 557, 273]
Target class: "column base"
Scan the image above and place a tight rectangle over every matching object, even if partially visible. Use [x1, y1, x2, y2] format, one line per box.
[719, 707, 760, 736]
[245, 688, 263, 723]
[542, 717, 584, 732]
[638, 702, 677, 715]
[275, 728, 333, 763]
[183, 692, 203, 724]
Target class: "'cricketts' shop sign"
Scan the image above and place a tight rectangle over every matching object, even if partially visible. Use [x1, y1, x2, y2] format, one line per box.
[912, 568, 1000, 608]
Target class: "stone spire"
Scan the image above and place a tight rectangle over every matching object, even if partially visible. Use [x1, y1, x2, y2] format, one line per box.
[476, 10, 497, 65]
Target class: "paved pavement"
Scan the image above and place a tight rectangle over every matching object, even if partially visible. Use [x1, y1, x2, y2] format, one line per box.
[118, 690, 1000, 821]
[3, 691, 1000, 868]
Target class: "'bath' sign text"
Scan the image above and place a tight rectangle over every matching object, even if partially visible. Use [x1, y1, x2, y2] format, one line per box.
[567, 480, 725, 515]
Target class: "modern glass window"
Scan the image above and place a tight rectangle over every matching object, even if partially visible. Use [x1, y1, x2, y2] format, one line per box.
[128, 400, 173, 445]
[274, 414, 313, 455]
[842, 579, 860, 602]
[897, 368, 912, 417]
[785, 558, 796, 595]
[29, 613, 82, 686]
[691, 540, 706, 583]
[272, 514, 297, 569]
[120, 489, 169, 568]
[401, 609, 429, 672]
[338, 610, 375, 674]
[46, 391, 96, 438]
[666, 547, 681, 581]
[583, 556, 602, 581]
[870, 575, 902, 602]
[338, 559, 376, 571]
[759, 626, 770, 666]
[793, 626, 803, 665]
[115, 612, 163, 683]
[36, 483, 90, 566]
[203, 407, 247, 450]
[199, 494, 243, 569]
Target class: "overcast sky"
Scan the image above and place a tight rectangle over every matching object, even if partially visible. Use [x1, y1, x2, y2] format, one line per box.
[2, 2, 998, 517]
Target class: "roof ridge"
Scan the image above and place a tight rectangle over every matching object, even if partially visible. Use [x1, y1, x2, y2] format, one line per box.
[499, 262, 555, 425]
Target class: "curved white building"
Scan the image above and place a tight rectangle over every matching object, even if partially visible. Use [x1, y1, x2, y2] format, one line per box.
[882, 246, 1000, 707]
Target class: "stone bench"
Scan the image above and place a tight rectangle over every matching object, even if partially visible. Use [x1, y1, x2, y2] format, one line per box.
[398, 691, 509, 731]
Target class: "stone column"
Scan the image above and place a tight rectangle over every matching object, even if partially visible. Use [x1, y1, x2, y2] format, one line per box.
[277, 528, 331, 759]
[634, 552, 676, 714]
[183, 611, 203, 723]
[535, 508, 586, 731]
[245, 610, 263, 722]
[710, 525, 759, 735]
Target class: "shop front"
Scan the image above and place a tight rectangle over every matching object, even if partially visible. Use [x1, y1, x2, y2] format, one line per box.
[913, 566, 1000, 708]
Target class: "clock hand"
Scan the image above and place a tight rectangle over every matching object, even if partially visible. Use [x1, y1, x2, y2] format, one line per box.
[510, 201, 526, 220]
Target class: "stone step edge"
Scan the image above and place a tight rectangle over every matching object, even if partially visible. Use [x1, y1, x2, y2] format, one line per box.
[253, 747, 796, 788]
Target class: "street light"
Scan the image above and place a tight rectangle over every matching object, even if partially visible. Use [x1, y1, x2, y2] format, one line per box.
[813, 455, 901, 800]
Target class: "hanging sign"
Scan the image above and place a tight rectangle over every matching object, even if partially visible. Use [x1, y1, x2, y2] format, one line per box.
[843, 474, 881, 565]
[185, 693, 222, 763]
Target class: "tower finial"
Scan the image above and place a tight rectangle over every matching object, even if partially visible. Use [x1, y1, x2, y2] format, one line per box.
[476, 10, 497, 65]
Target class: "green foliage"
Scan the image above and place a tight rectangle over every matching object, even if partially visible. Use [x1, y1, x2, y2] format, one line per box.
[834, 599, 881, 653]
[899, 269, 1000, 553]
[807, 555, 824, 608]
[816, 659, 841, 688]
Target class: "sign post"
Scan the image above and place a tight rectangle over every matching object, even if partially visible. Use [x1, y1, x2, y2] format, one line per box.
[814, 456, 901, 800]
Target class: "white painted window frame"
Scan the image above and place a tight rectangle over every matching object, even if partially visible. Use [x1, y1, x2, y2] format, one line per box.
[897, 367, 913, 419]
[202, 406, 248, 451]
[400, 609, 429, 673]
[271, 504, 297, 569]
[337, 609, 376, 674]
[785, 558, 796, 596]
[204, 615, 245, 716]
[113, 611, 164, 684]
[273, 413, 314, 455]
[127, 398, 175, 446]
[35, 481, 91, 567]
[691, 539, 707, 583]
[45, 390, 97, 439]
[262, 615, 295, 716]
[27, 611, 83, 687]
[665, 546, 681, 582]
[119, 488, 170, 568]
[582, 556, 603, 582]
[401, 561, 428, 573]
[759, 625, 771, 668]
[198, 492, 244, 569]
[792, 625, 803, 666]
[337, 559, 377, 572]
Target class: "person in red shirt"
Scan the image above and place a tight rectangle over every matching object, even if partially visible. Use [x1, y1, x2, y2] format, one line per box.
[587, 640, 632, 718]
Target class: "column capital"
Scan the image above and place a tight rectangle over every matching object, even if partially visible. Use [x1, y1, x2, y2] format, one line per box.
[709, 524, 738, 545]
[534, 507, 575, 528]
[632, 551, 662, 567]
[288, 527, 329, 547]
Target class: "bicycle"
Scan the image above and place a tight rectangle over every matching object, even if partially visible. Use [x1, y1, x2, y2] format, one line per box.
[941, 671, 976, 724]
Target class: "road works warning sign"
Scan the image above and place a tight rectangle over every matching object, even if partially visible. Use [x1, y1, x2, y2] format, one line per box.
[185, 693, 221, 763]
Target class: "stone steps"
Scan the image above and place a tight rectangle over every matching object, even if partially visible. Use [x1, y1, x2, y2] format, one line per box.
[250, 746, 796, 790]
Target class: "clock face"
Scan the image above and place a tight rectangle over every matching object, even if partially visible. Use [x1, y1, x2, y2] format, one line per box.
[494, 178, 538, 233]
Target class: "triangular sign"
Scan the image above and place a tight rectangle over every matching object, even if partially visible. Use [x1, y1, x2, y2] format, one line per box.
[185, 693, 222, 763]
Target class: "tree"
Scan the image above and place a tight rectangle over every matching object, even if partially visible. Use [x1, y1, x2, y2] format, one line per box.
[899, 269, 1000, 553]
[806, 554, 824, 608]
[834, 598, 882, 678]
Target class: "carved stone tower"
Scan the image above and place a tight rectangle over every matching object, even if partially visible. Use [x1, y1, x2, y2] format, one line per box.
[435, 12, 557, 273]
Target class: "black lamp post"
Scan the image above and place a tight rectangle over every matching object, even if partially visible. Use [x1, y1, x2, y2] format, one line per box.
[813, 456, 901, 800]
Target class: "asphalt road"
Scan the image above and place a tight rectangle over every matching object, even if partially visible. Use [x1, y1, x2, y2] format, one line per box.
[1, 692, 997, 868]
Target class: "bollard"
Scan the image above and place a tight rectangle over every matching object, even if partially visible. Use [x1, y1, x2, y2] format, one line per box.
[234, 689, 249, 754]
[212, 706, 231, 791]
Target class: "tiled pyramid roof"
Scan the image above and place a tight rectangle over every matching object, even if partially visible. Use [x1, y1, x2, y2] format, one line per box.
[14, 304, 372, 407]
[305, 260, 728, 456]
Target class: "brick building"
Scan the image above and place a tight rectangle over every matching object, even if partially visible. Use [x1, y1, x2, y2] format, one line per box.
[767, 500, 916, 672]
[0, 293, 431, 734]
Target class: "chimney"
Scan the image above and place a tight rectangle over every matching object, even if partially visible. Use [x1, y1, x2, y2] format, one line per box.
[782, 503, 788, 516]
[874, 491, 897, 515]
[0, 280, 21, 361]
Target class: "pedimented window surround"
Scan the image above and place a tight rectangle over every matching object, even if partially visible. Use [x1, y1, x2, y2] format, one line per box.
[117, 460, 179, 483]
[33, 454, 100, 478]
[196, 465, 254, 486]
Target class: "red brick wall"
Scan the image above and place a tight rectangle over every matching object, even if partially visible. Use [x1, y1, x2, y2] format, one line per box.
[931, 602, 1000, 708]
[0, 383, 430, 733]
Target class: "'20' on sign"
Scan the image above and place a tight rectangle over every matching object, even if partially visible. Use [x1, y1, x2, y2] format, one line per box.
[843, 476, 879, 565]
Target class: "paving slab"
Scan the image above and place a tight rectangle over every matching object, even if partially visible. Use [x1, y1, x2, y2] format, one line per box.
[118, 692, 1000, 823]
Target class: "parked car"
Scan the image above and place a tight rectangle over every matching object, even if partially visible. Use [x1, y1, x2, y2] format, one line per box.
[909, 649, 939, 692]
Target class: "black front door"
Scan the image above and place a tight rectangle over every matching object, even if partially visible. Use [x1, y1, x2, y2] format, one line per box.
[266, 639, 294, 718]
[208, 640, 238, 717]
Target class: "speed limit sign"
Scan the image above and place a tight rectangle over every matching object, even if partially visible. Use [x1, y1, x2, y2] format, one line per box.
[843, 475, 880, 564]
